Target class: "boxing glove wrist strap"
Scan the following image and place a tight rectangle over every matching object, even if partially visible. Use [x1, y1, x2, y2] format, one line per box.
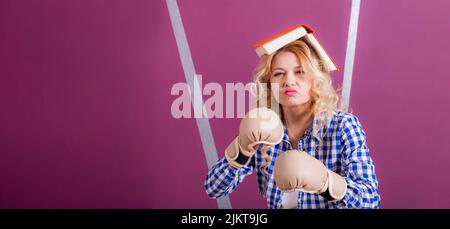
[319, 187, 334, 201]
[234, 150, 251, 165]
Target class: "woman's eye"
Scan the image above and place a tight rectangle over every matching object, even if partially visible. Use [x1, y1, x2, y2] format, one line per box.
[274, 72, 284, 77]
[296, 70, 305, 74]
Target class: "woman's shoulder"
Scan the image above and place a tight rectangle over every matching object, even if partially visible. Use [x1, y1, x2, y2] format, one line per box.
[330, 111, 364, 130]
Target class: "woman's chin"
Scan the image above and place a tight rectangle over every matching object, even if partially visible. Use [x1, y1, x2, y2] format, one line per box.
[280, 101, 304, 107]
[280, 98, 311, 107]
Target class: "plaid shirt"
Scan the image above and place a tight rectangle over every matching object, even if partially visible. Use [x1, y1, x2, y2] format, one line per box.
[205, 111, 380, 209]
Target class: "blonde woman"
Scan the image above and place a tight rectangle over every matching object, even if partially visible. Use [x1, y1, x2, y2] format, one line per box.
[204, 38, 380, 209]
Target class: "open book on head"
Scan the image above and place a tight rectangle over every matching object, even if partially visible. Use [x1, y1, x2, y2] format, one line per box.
[253, 24, 338, 72]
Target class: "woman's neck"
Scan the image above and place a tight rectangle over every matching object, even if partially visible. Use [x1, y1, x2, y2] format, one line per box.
[283, 101, 314, 126]
[282, 100, 314, 141]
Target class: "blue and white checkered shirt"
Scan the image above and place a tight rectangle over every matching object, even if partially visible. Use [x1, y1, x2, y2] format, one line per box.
[205, 111, 380, 209]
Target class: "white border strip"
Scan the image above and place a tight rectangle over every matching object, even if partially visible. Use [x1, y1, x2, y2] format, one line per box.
[165, 0, 232, 209]
[342, 0, 361, 110]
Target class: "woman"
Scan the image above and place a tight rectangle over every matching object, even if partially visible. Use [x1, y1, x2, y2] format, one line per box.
[204, 39, 380, 209]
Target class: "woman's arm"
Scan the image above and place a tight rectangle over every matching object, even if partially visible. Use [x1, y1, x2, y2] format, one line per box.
[338, 114, 380, 208]
[205, 107, 284, 199]
[204, 156, 255, 199]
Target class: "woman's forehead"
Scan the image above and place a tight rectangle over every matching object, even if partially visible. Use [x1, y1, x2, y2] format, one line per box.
[272, 51, 303, 69]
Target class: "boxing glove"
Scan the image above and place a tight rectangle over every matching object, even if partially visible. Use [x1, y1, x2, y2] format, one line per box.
[225, 107, 284, 168]
[273, 150, 347, 201]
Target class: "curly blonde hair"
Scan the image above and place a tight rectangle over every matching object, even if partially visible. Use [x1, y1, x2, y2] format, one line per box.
[253, 39, 345, 145]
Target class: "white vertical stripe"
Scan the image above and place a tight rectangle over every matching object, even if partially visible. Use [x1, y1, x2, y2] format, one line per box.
[165, 0, 232, 209]
[342, 0, 361, 110]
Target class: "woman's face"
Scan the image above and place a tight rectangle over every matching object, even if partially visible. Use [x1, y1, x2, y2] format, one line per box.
[269, 51, 313, 107]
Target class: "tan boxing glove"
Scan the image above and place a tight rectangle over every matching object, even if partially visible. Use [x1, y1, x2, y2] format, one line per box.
[273, 150, 347, 201]
[225, 107, 284, 168]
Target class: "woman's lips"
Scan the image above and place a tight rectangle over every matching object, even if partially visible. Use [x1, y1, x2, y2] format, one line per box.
[284, 88, 298, 96]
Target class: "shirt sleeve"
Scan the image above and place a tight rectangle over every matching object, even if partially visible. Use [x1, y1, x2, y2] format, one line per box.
[337, 114, 381, 209]
[204, 155, 255, 199]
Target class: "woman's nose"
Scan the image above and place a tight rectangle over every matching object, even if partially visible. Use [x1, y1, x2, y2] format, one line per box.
[283, 71, 296, 87]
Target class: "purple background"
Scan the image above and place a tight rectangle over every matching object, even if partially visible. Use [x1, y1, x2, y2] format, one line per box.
[0, 0, 449, 208]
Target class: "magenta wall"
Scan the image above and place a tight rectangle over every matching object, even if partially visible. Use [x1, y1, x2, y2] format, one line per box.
[352, 0, 450, 208]
[0, 0, 449, 209]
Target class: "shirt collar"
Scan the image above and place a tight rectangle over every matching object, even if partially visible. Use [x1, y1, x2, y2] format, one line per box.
[281, 114, 332, 144]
